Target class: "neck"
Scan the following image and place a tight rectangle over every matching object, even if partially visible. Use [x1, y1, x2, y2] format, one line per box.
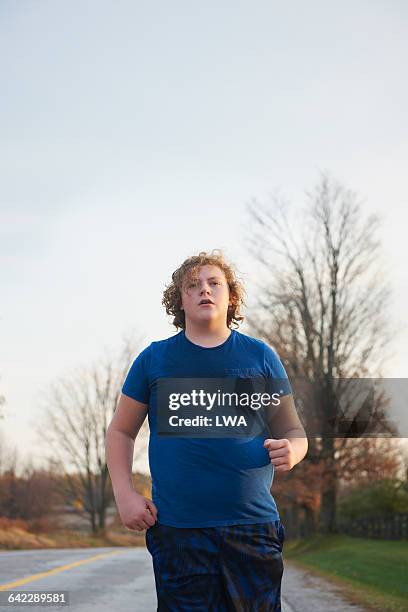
[184, 320, 231, 348]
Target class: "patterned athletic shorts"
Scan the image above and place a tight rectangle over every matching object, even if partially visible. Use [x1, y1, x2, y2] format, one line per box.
[145, 520, 285, 611]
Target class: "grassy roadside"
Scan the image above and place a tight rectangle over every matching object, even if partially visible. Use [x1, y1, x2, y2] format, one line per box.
[284, 535, 408, 612]
[0, 525, 146, 550]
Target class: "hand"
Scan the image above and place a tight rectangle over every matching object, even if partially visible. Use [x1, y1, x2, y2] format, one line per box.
[116, 490, 158, 531]
[263, 438, 296, 472]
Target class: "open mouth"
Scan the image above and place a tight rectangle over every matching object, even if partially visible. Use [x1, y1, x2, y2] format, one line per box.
[199, 299, 214, 306]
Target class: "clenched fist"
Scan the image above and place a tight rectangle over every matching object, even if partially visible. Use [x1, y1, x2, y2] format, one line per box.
[263, 438, 296, 472]
[116, 490, 158, 531]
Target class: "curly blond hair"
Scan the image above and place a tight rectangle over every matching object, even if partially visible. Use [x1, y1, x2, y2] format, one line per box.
[162, 249, 246, 330]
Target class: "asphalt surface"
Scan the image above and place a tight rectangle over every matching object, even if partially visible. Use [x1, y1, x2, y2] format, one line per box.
[0, 547, 368, 611]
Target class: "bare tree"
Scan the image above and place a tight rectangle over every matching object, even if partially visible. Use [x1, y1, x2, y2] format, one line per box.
[0, 429, 9, 475]
[0, 376, 5, 420]
[0, 461, 61, 526]
[245, 172, 397, 533]
[36, 334, 149, 534]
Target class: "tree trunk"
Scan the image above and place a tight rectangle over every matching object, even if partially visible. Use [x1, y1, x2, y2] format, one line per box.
[319, 437, 337, 533]
[304, 505, 317, 535]
[90, 511, 97, 534]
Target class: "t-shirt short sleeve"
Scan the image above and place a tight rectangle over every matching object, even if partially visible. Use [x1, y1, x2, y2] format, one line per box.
[263, 343, 292, 397]
[121, 345, 151, 405]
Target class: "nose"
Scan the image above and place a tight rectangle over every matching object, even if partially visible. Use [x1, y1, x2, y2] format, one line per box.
[200, 284, 211, 295]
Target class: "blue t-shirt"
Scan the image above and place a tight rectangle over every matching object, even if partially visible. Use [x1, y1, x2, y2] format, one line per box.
[122, 329, 292, 527]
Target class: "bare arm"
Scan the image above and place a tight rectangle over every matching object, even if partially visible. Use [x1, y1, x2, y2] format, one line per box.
[264, 394, 308, 470]
[105, 393, 157, 530]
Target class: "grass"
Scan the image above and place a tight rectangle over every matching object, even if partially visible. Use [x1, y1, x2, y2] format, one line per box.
[284, 534, 408, 611]
[0, 525, 146, 550]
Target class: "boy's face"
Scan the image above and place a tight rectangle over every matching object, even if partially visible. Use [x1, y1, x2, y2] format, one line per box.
[180, 264, 232, 327]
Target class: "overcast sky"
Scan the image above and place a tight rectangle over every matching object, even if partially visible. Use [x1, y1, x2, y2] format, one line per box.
[1, 1, 407, 472]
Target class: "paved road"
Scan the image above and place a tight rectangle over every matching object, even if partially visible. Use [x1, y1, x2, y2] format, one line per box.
[282, 561, 367, 611]
[0, 547, 368, 611]
[0, 548, 155, 611]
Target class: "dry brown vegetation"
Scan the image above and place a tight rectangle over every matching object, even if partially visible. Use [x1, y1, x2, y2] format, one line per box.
[0, 463, 151, 549]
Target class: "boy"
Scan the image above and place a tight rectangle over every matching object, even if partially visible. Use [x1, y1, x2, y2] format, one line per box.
[105, 250, 308, 611]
